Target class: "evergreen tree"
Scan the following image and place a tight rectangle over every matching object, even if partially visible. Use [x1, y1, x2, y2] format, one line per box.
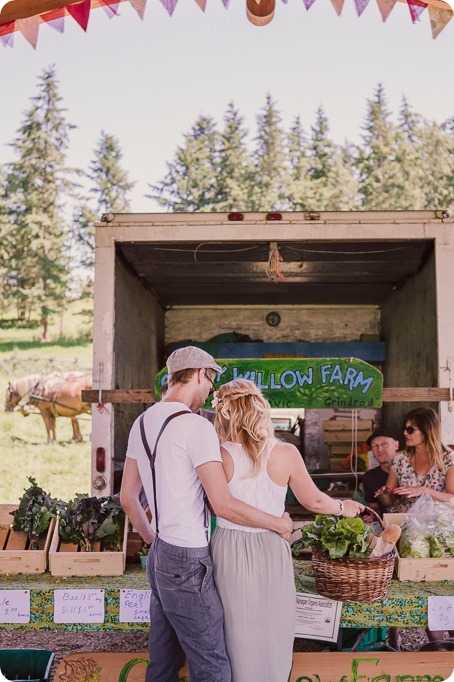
[215, 102, 253, 211]
[305, 107, 357, 210]
[418, 119, 454, 211]
[250, 94, 286, 210]
[1, 67, 74, 338]
[393, 97, 426, 209]
[355, 84, 405, 210]
[284, 116, 313, 210]
[148, 115, 220, 211]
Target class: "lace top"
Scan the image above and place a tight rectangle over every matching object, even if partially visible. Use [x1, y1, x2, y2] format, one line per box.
[216, 438, 287, 533]
[390, 448, 454, 512]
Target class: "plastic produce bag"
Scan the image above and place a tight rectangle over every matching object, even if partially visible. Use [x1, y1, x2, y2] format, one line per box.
[399, 494, 454, 558]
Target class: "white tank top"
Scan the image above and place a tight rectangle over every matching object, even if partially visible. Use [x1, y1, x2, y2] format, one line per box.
[216, 438, 287, 533]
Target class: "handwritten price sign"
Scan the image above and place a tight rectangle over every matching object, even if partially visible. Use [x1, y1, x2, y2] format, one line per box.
[119, 589, 151, 623]
[428, 595, 454, 631]
[54, 589, 105, 624]
[0, 590, 30, 623]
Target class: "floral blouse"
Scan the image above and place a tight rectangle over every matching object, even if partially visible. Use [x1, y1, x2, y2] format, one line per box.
[390, 448, 454, 512]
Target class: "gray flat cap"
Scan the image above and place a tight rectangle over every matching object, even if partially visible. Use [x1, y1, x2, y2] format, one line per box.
[166, 346, 222, 375]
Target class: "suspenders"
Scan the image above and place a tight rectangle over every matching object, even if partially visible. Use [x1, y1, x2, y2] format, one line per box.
[139, 409, 191, 535]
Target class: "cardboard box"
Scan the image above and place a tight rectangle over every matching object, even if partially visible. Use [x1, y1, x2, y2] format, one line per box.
[0, 504, 55, 575]
[383, 512, 454, 582]
[49, 516, 128, 577]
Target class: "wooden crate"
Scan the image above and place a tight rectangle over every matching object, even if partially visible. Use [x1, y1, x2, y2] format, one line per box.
[323, 419, 373, 432]
[0, 504, 55, 575]
[49, 517, 128, 577]
[324, 430, 370, 444]
[383, 513, 454, 582]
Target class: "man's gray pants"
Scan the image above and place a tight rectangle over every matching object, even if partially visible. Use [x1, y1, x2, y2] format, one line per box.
[146, 536, 231, 682]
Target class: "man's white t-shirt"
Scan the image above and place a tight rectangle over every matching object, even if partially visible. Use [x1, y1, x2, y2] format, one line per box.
[125, 401, 222, 548]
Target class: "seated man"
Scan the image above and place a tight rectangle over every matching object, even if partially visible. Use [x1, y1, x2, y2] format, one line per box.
[363, 428, 401, 517]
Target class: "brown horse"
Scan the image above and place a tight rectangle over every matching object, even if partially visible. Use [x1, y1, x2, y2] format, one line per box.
[5, 372, 92, 443]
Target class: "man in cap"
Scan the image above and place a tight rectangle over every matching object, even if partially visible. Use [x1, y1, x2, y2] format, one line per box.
[363, 428, 401, 516]
[120, 346, 292, 682]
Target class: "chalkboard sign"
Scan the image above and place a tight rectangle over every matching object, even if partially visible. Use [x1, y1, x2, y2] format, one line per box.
[155, 357, 383, 409]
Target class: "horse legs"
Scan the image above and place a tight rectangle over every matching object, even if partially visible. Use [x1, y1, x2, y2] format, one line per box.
[71, 417, 84, 443]
[40, 409, 56, 443]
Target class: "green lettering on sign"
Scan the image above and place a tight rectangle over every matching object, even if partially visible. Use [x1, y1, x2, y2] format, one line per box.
[155, 358, 383, 409]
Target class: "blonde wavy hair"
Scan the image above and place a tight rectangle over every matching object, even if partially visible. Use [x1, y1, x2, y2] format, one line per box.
[214, 379, 274, 476]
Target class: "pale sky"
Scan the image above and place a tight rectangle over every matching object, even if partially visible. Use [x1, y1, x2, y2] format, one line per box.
[0, 0, 453, 211]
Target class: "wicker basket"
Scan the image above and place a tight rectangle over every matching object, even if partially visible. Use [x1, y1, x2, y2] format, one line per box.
[310, 507, 396, 603]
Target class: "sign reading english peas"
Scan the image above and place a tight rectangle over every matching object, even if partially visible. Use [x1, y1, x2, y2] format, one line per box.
[155, 357, 383, 409]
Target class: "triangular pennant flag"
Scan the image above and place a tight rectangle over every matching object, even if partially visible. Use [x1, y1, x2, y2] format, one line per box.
[102, 2, 120, 18]
[353, 0, 370, 15]
[16, 15, 40, 48]
[159, 0, 178, 14]
[376, 0, 396, 21]
[67, 0, 91, 31]
[428, 4, 453, 36]
[330, 0, 344, 13]
[0, 28, 14, 47]
[47, 16, 65, 31]
[194, 0, 207, 10]
[221, 0, 230, 8]
[42, 7, 66, 31]
[281, 0, 289, 4]
[129, 0, 147, 18]
[406, 0, 427, 22]
[302, 0, 317, 9]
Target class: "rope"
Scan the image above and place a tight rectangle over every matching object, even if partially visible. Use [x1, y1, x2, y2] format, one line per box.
[266, 242, 286, 281]
[350, 408, 359, 493]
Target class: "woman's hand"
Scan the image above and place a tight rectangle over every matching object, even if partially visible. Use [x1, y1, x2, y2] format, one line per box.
[374, 485, 396, 498]
[341, 499, 365, 518]
[278, 511, 293, 541]
[393, 485, 429, 498]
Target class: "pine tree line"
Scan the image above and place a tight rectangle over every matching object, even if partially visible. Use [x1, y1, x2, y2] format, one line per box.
[0, 69, 452, 339]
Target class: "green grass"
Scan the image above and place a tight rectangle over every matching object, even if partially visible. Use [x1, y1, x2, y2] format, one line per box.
[0, 300, 94, 504]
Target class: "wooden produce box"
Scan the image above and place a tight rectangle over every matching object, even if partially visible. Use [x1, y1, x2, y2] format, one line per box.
[383, 513, 454, 582]
[49, 517, 128, 577]
[0, 504, 55, 575]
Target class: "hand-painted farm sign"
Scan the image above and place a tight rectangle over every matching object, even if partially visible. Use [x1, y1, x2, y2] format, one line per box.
[53, 651, 453, 682]
[155, 358, 383, 409]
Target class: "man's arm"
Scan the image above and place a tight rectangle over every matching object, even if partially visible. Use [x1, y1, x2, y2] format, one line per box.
[120, 457, 155, 545]
[197, 461, 292, 539]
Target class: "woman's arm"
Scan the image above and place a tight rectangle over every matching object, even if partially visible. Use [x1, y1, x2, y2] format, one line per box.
[394, 465, 454, 502]
[287, 446, 363, 518]
[376, 469, 399, 508]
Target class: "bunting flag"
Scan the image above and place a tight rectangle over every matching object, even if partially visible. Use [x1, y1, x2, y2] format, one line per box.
[67, 0, 91, 30]
[16, 15, 40, 46]
[376, 0, 396, 21]
[428, 3, 453, 35]
[129, 0, 147, 18]
[0, 0, 452, 46]
[159, 0, 178, 15]
[353, 0, 371, 15]
[330, 0, 345, 14]
[407, 0, 427, 22]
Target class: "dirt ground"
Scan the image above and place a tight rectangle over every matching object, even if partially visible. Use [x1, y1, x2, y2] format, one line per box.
[0, 627, 430, 680]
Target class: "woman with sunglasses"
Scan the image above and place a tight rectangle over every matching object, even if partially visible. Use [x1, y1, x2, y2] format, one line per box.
[378, 407, 454, 512]
[210, 378, 364, 682]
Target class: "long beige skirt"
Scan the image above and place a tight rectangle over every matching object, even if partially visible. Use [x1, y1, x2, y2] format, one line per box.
[211, 527, 295, 682]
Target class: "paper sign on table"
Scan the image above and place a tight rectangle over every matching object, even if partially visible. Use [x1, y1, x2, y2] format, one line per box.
[54, 589, 105, 624]
[294, 592, 342, 642]
[119, 588, 151, 622]
[428, 595, 454, 631]
[0, 590, 30, 623]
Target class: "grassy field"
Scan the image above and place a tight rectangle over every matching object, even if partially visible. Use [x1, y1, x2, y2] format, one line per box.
[0, 300, 93, 504]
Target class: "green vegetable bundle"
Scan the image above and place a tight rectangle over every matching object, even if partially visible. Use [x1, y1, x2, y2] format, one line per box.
[10, 476, 59, 550]
[398, 497, 454, 559]
[58, 493, 125, 552]
[294, 515, 374, 560]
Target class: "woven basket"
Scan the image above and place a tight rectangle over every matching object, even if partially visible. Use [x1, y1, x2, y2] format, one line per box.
[310, 507, 396, 603]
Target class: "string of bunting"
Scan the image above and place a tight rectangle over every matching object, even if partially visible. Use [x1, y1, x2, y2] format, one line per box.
[0, 0, 452, 48]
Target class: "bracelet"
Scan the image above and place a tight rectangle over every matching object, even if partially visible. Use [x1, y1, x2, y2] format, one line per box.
[334, 500, 344, 517]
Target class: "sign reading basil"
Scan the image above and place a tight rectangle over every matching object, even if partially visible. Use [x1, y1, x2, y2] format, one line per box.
[155, 358, 383, 409]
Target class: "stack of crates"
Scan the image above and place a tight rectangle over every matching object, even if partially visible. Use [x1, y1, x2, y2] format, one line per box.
[323, 418, 373, 471]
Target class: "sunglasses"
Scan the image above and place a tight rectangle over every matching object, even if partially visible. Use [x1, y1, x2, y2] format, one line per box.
[403, 425, 419, 435]
[204, 371, 217, 394]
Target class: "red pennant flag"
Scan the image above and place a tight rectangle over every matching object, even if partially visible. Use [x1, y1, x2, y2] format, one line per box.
[16, 16, 40, 48]
[67, 0, 91, 31]
[376, 0, 396, 21]
[302, 0, 317, 9]
[330, 0, 344, 14]
[194, 0, 207, 10]
[353, 0, 370, 15]
[406, 0, 427, 22]
[129, 0, 147, 18]
[159, 0, 178, 14]
[428, 4, 453, 36]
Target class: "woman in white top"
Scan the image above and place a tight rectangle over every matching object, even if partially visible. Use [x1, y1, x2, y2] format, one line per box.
[211, 379, 363, 682]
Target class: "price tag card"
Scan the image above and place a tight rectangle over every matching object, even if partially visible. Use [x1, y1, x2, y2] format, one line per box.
[294, 592, 342, 642]
[119, 589, 151, 623]
[428, 595, 454, 631]
[0, 590, 30, 623]
[54, 589, 105, 624]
